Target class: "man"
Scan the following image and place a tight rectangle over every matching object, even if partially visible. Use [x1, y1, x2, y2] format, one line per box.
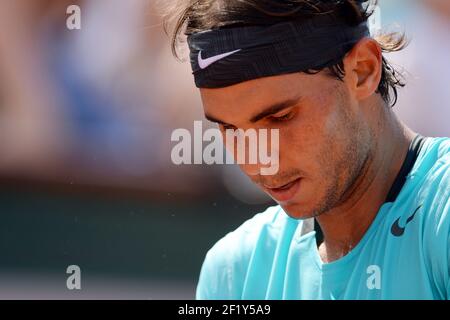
[167, 0, 450, 299]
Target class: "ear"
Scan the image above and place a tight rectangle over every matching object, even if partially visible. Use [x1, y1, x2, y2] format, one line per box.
[343, 38, 382, 101]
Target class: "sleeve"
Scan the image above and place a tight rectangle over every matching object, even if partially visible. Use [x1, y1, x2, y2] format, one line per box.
[445, 200, 450, 300]
[195, 247, 230, 300]
[444, 202, 450, 300]
[195, 234, 247, 300]
[195, 205, 281, 300]
[441, 198, 450, 300]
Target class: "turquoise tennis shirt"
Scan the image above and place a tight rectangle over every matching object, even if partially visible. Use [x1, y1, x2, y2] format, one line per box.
[196, 136, 450, 299]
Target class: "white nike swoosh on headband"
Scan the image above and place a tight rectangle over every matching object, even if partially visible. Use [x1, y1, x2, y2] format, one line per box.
[198, 49, 241, 69]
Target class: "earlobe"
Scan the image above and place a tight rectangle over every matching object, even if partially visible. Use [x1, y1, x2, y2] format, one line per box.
[344, 38, 382, 101]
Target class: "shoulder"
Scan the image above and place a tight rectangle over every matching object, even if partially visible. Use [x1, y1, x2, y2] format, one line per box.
[416, 137, 450, 293]
[196, 205, 296, 299]
[202, 205, 283, 268]
[412, 136, 449, 229]
[417, 137, 449, 210]
[414, 137, 450, 174]
[411, 137, 449, 211]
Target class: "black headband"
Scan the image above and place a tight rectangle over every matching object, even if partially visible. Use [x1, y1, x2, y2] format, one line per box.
[187, 14, 370, 88]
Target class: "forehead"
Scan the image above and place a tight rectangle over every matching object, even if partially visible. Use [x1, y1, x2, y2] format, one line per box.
[199, 72, 330, 115]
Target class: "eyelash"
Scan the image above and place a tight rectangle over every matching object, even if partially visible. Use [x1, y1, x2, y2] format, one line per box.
[220, 110, 295, 130]
[269, 111, 295, 122]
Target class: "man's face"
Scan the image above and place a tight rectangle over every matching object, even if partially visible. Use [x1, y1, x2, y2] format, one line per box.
[200, 71, 375, 219]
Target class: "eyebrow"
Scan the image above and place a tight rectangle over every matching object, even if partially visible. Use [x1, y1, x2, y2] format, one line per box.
[249, 96, 302, 123]
[204, 96, 302, 126]
[204, 113, 228, 125]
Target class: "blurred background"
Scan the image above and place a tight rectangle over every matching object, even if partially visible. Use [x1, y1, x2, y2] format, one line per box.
[0, 0, 448, 299]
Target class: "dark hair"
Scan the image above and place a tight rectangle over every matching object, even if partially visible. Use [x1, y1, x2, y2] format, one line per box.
[165, 0, 407, 107]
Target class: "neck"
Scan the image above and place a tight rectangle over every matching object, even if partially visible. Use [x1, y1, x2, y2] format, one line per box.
[317, 100, 417, 263]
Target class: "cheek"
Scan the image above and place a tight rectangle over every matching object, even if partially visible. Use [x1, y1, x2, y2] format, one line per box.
[278, 111, 328, 173]
[279, 94, 346, 177]
[284, 96, 336, 149]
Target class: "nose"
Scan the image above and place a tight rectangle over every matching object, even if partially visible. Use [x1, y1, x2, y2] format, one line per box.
[225, 134, 266, 176]
[223, 126, 280, 176]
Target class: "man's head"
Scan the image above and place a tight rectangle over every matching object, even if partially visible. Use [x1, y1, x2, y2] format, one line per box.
[167, 0, 407, 219]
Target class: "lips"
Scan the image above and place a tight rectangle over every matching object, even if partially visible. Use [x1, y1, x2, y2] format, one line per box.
[264, 178, 301, 203]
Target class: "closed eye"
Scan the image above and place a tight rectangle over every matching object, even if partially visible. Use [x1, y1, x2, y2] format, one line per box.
[268, 109, 296, 122]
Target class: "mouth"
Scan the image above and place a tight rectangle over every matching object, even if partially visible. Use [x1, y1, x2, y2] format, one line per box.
[263, 178, 302, 203]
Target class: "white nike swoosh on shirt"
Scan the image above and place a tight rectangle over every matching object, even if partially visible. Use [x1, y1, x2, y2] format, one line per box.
[198, 49, 241, 69]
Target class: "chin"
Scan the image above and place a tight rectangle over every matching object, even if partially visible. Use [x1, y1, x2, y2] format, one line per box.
[279, 202, 318, 220]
